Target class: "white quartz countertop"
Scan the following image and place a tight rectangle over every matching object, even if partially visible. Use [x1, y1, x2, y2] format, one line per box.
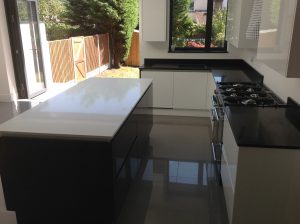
[0, 78, 152, 141]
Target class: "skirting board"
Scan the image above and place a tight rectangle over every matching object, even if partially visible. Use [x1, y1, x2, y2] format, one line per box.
[152, 108, 210, 117]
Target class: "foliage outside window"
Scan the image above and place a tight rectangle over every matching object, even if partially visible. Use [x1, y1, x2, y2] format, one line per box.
[170, 0, 228, 52]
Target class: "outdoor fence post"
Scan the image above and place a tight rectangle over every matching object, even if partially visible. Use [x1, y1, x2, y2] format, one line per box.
[108, 33, 111, 69]
[83, 36, 87, 80]
[71, 37, 76, 81]
[97, 34, 101, 75]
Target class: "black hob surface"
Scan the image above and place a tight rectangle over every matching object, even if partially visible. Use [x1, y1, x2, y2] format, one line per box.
[217, 82, 283, 106]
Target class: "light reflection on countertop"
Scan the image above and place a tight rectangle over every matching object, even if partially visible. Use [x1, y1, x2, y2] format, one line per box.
[0, 78, 152, 141]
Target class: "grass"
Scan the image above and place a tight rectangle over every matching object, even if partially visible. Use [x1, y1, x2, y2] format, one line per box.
[97, 66, 139, 79]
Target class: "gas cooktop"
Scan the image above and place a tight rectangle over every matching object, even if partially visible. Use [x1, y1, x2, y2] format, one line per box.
[217, 82, 284, 107]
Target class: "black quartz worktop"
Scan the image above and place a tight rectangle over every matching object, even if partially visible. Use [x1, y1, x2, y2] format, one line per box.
[140, 59, 264, 83]
[141, 59, 250, 70]
[225, 106, 300, 149]
[212, 69, 263, 83]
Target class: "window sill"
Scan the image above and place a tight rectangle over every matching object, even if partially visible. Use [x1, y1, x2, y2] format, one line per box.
[168, 49, 229, 53]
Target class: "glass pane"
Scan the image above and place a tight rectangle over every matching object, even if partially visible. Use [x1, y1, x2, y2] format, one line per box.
[211, 0, 228, 48]
[17, 0, 46, 97]
[171, 0, 208, 50]
[17, 0, 30, 22]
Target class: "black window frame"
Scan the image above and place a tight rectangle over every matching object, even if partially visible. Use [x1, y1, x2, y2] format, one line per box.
[169, 0, 228, 53]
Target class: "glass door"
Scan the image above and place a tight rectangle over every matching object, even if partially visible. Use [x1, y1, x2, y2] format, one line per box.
[17, 0, 46, 98]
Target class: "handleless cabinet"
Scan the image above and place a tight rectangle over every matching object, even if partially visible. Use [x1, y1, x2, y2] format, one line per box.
[221, 113, 300, 224]
[141, 70, 210, 110]
[221, 114, 238, 224]
[141, 0, 167, 41]
[257, 0, 300, 77]
[173, 71, 208, 110]
[141, 71, 173, 108]
[207, 73, 216, 109]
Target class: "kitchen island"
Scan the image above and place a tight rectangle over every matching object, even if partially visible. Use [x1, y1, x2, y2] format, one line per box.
[0, 78, 153, 224]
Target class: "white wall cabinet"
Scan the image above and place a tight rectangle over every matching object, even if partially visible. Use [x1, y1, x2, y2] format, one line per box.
[256, 0, 300, 78]
[226, 0, 258, 48]
[173, 72, 208, 110]
[141, 71, 173, 108]
[141, 70, 210, 110]
[221, 113, 300, 224]
[141, 0, 167, 42]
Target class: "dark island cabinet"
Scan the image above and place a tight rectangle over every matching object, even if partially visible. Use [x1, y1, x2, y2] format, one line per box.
[0, 85, 153, 224]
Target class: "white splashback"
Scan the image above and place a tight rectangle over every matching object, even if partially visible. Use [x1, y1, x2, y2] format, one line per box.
[242, 48, 300, 104]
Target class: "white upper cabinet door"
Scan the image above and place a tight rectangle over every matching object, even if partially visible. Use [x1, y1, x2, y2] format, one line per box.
[226, 0, 258, 48]
[173, 72, 208, 110]
[141, 71, 173, 108]
[257, 0, 300, 78]
[141, 0, 167, 41]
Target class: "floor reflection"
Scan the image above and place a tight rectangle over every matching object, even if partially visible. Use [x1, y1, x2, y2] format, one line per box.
[118, 116, 228, 224]
[169, 161, 199, 185]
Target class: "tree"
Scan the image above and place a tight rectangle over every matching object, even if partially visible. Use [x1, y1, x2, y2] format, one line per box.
[211, 9, 227, 47]
[172, 0, 205, 47]
[38, 0, 72, 40]
[66, 0, 139, 68]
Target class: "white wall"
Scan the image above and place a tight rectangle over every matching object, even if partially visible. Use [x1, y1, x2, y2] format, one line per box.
[139, 0, 243, 64]
[242, 48, 300, 103]
[194, 0, 207, 11]
[0, 0, 18, 102]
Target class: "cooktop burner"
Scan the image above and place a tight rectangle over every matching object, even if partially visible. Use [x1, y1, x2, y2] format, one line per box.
[217, 82, 283, 107]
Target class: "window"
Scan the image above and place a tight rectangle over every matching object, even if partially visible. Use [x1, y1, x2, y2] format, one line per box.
[169, 0, 228, 52]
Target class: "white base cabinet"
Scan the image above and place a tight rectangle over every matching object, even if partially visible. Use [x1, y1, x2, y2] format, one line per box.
[141, 71, 173, 108]
[141, 70, 210, 110]
[173, 72, 208, 110]
[221, 114, 300, 224]
[206, 73, 216, 109]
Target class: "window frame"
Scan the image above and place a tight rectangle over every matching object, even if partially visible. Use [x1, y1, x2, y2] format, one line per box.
[169, 0, 228, 53]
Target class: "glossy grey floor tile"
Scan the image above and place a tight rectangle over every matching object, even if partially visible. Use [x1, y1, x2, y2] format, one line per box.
[118, 115, 228, 224]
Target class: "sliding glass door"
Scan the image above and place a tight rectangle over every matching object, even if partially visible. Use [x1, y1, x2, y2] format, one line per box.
[17, 0, 46, 98]
[4, 0, 46, 99]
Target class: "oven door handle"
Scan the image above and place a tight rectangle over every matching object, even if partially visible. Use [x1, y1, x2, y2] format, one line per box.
[212, 143, 222, 163]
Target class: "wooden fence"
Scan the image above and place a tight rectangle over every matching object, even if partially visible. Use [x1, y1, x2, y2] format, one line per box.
[48, 32, 139, 83]
[48, 39, 74, 83]
[99, 34, 110, 66]
[49, 33, 110, 83]
[125, 31, 140, 67]
[85, 35, 99, 73]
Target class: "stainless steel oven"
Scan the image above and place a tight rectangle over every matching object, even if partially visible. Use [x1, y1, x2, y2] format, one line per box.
[210, 95, 224, 182]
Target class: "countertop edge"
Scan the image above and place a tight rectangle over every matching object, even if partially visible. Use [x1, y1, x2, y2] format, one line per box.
[0, 78, 153, 141]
